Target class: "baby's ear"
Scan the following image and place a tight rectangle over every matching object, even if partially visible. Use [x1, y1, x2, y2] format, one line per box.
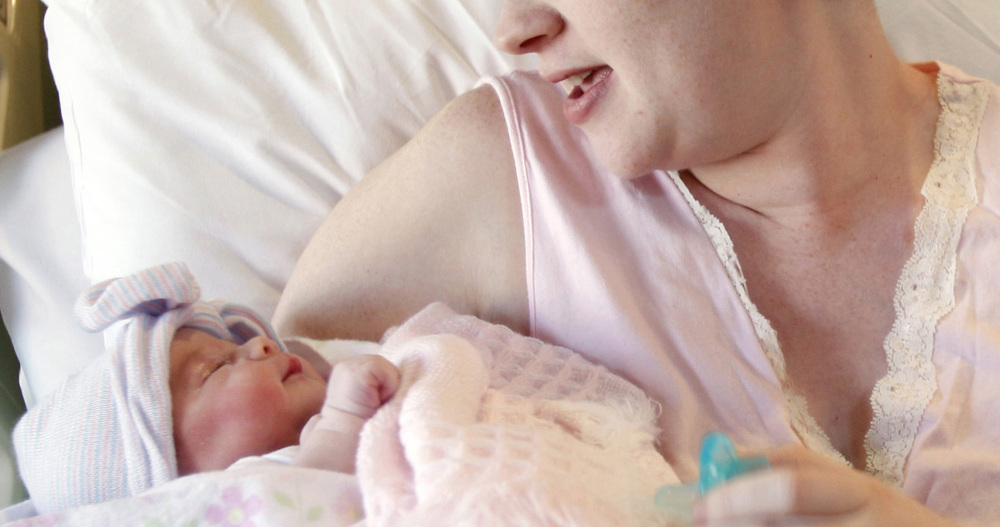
[284, 339, 333, 379]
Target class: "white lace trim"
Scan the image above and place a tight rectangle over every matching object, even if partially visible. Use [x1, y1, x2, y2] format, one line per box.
[865, 74, 988, 486]
[669, 71, 990, 484]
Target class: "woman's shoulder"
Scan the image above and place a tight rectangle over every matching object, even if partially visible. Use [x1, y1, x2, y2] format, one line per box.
[477, 71, 574, 134]
[931, 64, 1000, 207]
[478, 71, 566, 105]
[955, 67, 1000, 210]
[979, 81, 1000, 181]
[973, 74, 1000, 174]
[405, 82, 511, 157]
[274, 82, 528, 341]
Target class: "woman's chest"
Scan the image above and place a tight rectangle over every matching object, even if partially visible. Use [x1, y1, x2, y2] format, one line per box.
[730, 228, 913, 466]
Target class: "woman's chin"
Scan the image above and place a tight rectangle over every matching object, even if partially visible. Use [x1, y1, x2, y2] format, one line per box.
[585, 129, 678, 179]
[592, 148, 662, 180]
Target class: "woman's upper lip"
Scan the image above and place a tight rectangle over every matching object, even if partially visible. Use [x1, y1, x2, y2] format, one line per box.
[543, 65, 606, 85]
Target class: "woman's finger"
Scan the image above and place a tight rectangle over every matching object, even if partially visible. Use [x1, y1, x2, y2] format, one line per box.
[694, 469, 796, 523]
[694, 465, 872, 523]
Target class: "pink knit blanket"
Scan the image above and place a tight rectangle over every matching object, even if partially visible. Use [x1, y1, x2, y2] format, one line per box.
[357, 303, 679, 526]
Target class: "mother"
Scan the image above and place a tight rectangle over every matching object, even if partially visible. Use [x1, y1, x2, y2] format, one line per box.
[274, 1, 999, 524]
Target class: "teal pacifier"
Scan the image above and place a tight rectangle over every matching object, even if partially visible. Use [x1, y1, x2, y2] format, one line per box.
[654, 432, 770, 524]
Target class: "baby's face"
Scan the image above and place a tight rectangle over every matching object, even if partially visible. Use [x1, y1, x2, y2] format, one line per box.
[169, 328, 327, 474]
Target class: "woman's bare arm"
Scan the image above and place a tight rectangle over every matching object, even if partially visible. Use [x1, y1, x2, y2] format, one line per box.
[273, 86, 528, 341]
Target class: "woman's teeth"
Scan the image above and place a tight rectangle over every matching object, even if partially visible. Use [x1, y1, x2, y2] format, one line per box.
[562, 70, 594, 94]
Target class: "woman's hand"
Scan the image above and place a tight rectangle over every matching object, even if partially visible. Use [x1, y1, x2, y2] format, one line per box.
[693, 445, 959, 526]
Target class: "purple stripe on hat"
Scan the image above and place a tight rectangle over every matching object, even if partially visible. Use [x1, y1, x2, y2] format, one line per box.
[75, 263, 202, 332]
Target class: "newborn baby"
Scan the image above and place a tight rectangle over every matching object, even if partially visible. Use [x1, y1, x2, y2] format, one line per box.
[13, 262, 399, 514]
[169, 327, 399, 475]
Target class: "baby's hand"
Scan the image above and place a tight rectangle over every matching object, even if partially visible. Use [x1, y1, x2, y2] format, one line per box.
[323, 354, 401, 420]
[295, 355, 400, 473]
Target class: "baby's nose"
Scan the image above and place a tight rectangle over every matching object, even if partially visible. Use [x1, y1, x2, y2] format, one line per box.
[243, 336, 279, 361]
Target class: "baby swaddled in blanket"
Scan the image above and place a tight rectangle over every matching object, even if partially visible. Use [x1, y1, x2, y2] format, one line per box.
[12, 263, 680, 526]
[359, 302, 680, 526]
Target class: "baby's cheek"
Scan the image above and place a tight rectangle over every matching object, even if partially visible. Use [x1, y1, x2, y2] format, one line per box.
[223, 383, 285, 420]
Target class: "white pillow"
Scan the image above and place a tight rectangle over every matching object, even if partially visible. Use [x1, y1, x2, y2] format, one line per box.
[0, 128, 103, 407]
[47, 0, 536, 297]
[35, 0, 534, 400]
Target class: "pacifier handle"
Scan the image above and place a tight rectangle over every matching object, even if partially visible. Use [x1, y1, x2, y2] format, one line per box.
[654, 432, 770, 523]
[698, 432, 770, 494]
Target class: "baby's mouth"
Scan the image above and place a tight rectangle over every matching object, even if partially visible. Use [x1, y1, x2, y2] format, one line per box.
[283, 356, 302, 381]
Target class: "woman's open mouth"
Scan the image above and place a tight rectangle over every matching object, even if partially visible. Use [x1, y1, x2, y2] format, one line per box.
[562, 66, 614, 125]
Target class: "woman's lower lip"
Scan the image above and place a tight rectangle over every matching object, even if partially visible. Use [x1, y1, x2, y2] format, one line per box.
[563, 67, 614, 125]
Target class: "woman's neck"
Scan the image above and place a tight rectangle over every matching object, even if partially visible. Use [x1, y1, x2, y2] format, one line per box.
[687, 8, 940, 233]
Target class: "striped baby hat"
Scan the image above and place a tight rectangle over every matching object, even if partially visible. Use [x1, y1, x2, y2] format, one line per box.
[12, 262, 287, 514]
